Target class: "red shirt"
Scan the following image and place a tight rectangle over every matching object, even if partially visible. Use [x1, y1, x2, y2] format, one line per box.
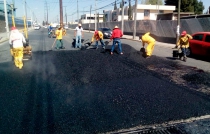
[110, 28, 123, 40]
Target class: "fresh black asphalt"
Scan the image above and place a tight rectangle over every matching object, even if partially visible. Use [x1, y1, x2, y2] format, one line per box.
[0, 28, 210, 134]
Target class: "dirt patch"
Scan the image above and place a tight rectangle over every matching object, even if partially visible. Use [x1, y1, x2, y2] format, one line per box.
[125, 52, 210, 95]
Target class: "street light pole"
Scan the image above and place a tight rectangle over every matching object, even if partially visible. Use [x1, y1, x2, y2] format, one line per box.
[3, 0, 9, 38]
[133, 0, 137, 39]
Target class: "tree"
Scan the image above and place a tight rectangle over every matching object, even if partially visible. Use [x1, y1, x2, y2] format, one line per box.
[142, 0, 163, 5]
[165, 0, 204, 14]
[128, 0, 133, 20]
[194, 0, 204, 14]
[114, 0, 117, 10]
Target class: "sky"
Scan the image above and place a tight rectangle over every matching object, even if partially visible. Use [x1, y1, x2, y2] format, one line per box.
[8, 0, 210, 24]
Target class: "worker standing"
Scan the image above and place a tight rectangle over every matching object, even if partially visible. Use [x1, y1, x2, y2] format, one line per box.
[9, 27, 26, 69]
[55, 26, 64, 49]
[74, 23, 83, 48]
[140, 32, 156, 58]
[91, 30, 106, 49]
[109, 26, 123, 55]
[175, 31, 192, 62]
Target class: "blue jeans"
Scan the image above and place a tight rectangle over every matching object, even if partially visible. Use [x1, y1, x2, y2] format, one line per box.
[75, 35, 82, 48]
[111, 38, 122, 53]
[95, 39, 105, 48]
[181, 48, 187, 57]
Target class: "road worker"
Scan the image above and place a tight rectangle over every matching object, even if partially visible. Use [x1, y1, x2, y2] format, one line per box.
[110, 26, 123, 55]
[55, 26, 65, 49]
[140, 32, 156, 58]
[91, 30, 105, 49]
[175, 31, 192, 62]
[9, 27, 26, 69]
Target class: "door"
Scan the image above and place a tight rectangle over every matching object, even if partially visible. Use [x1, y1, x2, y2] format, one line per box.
[203, 34, 210, 57]
[190, 34, 204, 55]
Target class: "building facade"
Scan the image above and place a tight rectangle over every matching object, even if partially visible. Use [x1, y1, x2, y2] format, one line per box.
[80, 14, 104, 24]
[104, 4, 175, 22]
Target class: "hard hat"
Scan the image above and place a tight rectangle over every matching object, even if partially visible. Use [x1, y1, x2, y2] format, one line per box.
[114, 26, 118, 28]
[78, 23, 81, 26]
[11, 27, 16, 30]
[181, 31, 187, 36]
[94, 30, 98, 35]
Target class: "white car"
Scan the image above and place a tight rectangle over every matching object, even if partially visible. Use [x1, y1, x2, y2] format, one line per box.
[64, 25, 68, 29]
[34, 25, 40, 30]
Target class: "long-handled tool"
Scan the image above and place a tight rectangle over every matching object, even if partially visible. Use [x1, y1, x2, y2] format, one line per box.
[50, 38, 57, 51]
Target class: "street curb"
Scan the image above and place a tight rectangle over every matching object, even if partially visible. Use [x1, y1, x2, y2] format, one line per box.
[0, 37, 9, 44]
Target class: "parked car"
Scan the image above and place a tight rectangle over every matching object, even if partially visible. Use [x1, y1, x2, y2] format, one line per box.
[189, 32, 210, 57]
[34, 25, 40, 30]
[97, 27, 112, 39]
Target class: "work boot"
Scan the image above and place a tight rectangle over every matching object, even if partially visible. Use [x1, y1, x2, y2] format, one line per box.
[183, 56, 187, 62]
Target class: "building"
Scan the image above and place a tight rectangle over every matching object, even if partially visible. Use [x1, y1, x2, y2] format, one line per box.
[103, 4, 176, 22]
[157, 12, 195, 20]
[80, 14, 104, 24]
[0, 1, 16, 16]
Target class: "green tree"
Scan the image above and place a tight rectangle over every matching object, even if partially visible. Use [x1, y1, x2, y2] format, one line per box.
[114, 0, 117, 10]
[194, 0, 204, 14]
[142, 0, 163, 5]
[128, 0, 132, 20]
[165, 0, 204, 14]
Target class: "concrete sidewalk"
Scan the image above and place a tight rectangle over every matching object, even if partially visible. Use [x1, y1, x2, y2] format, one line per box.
[81, 29, 175, 48]
[0, 28, 33, 44]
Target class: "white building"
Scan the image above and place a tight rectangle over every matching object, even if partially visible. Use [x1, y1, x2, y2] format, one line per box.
[104, 4, 176, 22]
[80, 14, 104, 24]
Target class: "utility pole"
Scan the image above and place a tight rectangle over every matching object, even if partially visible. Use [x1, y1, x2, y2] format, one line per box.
[59, 0, 63, 27]
[133, 0, 137, 39]
[121, 0, 124, 34]
[64, 6, 67, 25]
[24, 0, 28, 30]
[89, 5, 92, 32]
[46, 2, 48, 24]
[3, 0, 9, 37]
[77, 0, 79, 23]
[176, 0, 181, 43]
[11, 3, 15, 27]
[95, 0, 97, 31]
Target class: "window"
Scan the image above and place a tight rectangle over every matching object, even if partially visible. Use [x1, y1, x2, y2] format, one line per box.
[193, 34, 203, 41]
[205, 35, 210, 43]
[144, 10, 150, 17]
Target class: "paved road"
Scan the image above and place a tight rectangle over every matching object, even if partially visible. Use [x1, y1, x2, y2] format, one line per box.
[0, 28, 210, 134]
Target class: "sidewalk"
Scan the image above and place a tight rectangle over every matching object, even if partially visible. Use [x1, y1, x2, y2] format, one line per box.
[0, 28, 33, 44]
[82, 29, 175, 48]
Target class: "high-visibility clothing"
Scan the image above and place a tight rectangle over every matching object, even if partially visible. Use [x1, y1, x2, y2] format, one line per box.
[91, 31, 103, 42]
[13, 47, 24, 69]
[142, 32, 155, 44]
[141, 32, 156, 56]
[177, 34, 192, 48]
[56, 29, 63, 39]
